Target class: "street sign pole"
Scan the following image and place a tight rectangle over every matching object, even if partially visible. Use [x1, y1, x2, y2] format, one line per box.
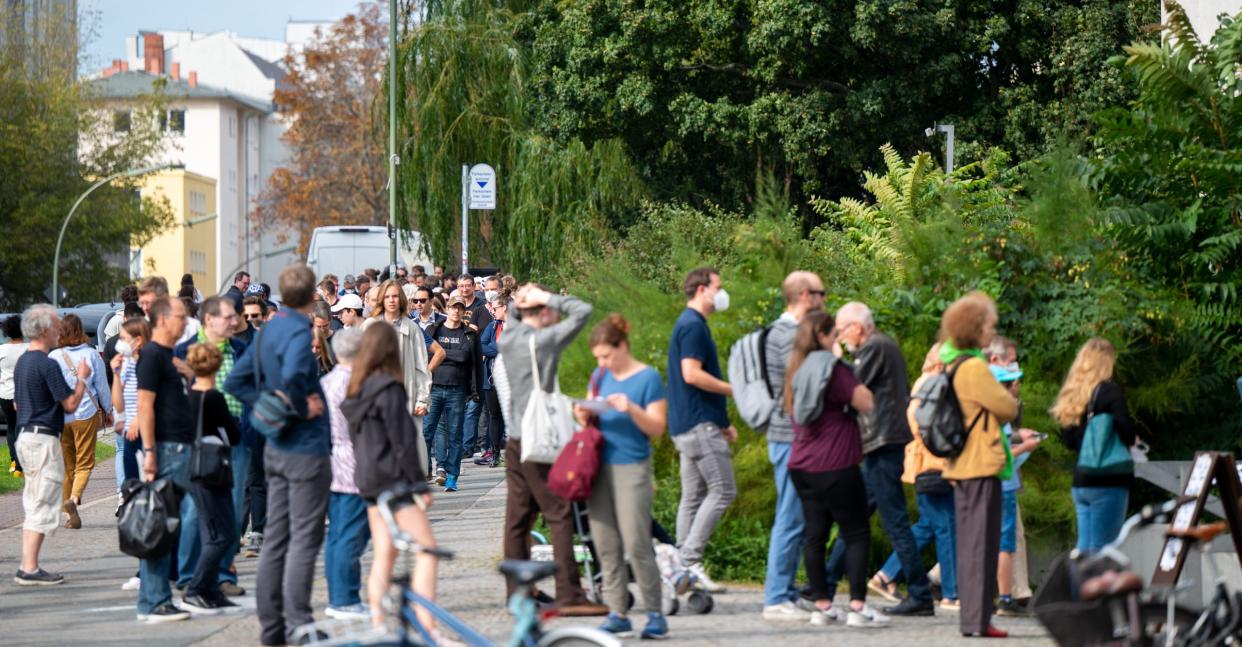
[461, 164, 469, 275]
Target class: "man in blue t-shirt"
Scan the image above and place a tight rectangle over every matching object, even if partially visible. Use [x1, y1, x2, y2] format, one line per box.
[666, 267, 736, 593]
[12, 304, 90, 586]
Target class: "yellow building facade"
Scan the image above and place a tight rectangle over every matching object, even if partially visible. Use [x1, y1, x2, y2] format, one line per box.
[134, 170, 218, 296]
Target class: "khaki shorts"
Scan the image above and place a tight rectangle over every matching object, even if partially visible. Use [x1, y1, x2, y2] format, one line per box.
[17, 433, 65, 535]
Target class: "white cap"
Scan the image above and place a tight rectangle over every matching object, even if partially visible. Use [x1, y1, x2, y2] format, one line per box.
[331, 293, 364, 312]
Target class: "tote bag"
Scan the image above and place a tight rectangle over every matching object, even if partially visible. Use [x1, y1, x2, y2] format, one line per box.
[1077, 384, 1133, 476]
[520, 335, 577, 463]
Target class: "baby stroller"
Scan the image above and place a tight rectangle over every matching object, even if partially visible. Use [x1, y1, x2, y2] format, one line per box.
[531, 503, 715, 615]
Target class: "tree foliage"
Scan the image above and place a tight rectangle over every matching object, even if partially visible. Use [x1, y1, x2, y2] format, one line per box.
[392, 0, 645, 276]
[255, 3, 390, 253]
[526, 0, 1157, 213]
[0, 3, 173, 309]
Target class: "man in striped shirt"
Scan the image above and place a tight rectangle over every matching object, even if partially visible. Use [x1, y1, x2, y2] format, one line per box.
[174, 296, 249, 597]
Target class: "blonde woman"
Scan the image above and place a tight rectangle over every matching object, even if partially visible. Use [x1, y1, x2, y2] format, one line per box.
[1050, 338, 1136, 553]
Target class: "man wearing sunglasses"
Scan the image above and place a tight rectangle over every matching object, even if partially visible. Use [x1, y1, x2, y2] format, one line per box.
[242, 297, 267, 329]
[410, 286, 445, 333]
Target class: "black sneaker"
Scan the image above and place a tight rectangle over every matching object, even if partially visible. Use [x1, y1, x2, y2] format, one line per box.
[883, 596, 935, 616]
[137, 603, 190, 623]
[205, 592, 242, 611]
[996, 598, 1031, 617]
[181, 593, 224, 615]
[14, 568, 65, 586]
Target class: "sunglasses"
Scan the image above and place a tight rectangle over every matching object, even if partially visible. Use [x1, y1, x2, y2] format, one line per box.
[244, 313, 264, 320]
[412, 298, 428, 304]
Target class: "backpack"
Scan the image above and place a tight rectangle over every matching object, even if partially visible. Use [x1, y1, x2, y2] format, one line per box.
[913, 357, 986, 459]
[728, 326, 776, 432]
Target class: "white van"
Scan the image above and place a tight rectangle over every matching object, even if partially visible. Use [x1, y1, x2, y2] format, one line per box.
[306, 226, 434, 281]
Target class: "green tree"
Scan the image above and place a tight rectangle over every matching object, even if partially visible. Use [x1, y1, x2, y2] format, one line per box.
[0, 4, 173, 309]
[392, 0, 645, 277]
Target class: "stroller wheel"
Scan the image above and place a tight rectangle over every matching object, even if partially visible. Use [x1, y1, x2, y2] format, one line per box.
[625, 589, 635, 612]
[687, 590, 713, 614]
[663, 594, 680, 616]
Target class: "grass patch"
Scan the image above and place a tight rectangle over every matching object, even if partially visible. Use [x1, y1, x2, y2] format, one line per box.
[0, 436, 117, 495]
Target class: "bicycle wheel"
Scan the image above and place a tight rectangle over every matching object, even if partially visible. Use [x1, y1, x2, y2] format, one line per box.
[537, 627, 624, 647]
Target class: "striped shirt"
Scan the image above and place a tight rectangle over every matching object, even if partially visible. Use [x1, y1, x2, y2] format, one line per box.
[321, 364, 358, 494]
[118, 359, 139, 433]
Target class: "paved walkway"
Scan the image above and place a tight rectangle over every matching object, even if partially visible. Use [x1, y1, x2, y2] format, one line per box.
[0, 455, 1055, 646]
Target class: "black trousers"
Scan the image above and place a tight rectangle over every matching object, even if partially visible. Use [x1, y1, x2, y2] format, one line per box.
[244, 436, 268, 534]
[484, 388, 505, 458]
[187, 482, 236, 598]
[0, 397, 18, 471]
[955, 477, 1002, 634]
[790, 465, 871, 602]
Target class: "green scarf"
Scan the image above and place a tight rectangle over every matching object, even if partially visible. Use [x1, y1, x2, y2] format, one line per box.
[938, 339, 1013, 480]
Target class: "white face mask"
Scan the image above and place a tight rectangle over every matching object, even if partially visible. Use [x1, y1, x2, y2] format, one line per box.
[712, 288, 730, 313]
[116, 339, 134, 358]
[485, 289, 498, 303]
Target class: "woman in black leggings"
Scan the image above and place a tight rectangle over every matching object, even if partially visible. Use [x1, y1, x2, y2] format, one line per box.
[782, 311, 887, 628]
[479, 295, 508, 467]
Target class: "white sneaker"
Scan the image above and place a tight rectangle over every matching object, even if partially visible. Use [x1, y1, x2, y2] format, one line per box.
[325, 603, 371, 619]
[847, 605, 890, 628]
[687, 562, 726, 593]
[121, 576, 141, 591]
[762, 601, 812, 622]
[808, 605, 843, 625]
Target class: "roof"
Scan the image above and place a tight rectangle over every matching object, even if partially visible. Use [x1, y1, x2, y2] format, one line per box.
[89, 71, 274, 114]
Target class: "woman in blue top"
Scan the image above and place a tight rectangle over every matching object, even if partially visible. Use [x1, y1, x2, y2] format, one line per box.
[575, 314, 671, 640]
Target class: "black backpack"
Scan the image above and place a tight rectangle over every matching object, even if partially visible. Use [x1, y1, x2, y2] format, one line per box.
[913, 357, 987, 458]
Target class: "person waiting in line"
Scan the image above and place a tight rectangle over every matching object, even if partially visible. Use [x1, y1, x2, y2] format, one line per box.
[180, 343, 242, 614]
[109, 316, 150, 591]
[340, 324, 442, 634]
[989, 361, 1041, 617]
[321, 329, 373, 620]
[783, 311, 887, 628]
[52, 314, 111, 530]
[577, 314, 671, 640]
[331, 293, 366, 329]
[476, 290, 509, 468]
[0, 315, 29, 477]
[1050, 338, 1137, 554]
[939, 292, 1019, 639]
[418, 296, 482, 493]
[873, 344, 960, 612]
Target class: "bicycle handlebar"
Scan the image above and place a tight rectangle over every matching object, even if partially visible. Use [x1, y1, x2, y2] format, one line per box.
[376, 488, 455, 560]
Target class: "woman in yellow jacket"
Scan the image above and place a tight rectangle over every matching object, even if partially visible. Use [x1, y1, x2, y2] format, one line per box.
[871, 343, 960, 611]
[939, 292, 1018, 639]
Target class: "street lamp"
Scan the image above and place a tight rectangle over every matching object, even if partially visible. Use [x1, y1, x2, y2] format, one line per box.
[924, 123, 955, 174]
[52, 162, 183, 307]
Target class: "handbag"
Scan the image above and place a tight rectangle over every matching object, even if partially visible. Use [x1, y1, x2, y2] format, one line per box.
[519, 335, 577, 463]
[548, 370, 605, 502]
[1077, 384, 1134, 476]
[914, 470, 953, 495]
[248, 326, 297, 441]
[117, 477, 182, 559]
[189, 391, 233, 488]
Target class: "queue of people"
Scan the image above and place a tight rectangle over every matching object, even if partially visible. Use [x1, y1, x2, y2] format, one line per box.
[0, 261, 1142, 645]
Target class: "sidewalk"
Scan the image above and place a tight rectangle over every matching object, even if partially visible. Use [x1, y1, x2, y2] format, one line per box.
[0, 454, 1055, 646]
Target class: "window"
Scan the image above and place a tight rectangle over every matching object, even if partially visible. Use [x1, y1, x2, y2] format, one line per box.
[189, 251, 207, 277]
[228, 115, 236, 137]
[229, 170, 237, 192]
[189, 191, 207, 215]
[113, 110, 131, 132]
[167, 109, 185, 133]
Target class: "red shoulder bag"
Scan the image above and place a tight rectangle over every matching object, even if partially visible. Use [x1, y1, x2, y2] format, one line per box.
[548, 370, 605, 502]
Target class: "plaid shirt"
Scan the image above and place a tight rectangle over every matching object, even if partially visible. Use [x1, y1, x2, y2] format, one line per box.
[199, 330, 243, 418]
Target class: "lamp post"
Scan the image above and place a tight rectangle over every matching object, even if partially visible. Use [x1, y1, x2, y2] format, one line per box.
[924, 123, 955, 174]
[52, 162, 182, 307]
[387, 0, 399, 271]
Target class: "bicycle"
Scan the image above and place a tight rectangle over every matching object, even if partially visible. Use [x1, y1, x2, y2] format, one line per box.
[294, 487, 623, 647]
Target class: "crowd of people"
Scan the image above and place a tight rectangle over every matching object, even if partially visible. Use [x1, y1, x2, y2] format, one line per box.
[0, 262, 1140, 644]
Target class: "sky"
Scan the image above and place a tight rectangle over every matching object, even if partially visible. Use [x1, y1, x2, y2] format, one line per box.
[79, 0, 361, 72]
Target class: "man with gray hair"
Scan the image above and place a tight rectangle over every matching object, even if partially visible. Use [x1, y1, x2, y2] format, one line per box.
[761, 271, 826, 621]
[12, 305, 91, 585]
[824, 301, 935, 616]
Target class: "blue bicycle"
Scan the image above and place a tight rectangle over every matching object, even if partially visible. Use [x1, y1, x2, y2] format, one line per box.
[296, 488, 622, 647]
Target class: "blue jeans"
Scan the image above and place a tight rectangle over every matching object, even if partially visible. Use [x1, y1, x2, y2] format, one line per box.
[423, 385, 466, 478]
[114, 432, 139, 489]
[826, 444, 932, 603]
[1072, 486, 1129, 553]
[763, 441, 805, 606]
[462, 398, 483, 456]
[176, 443, 248, 587]
[1000, 489, 1018, 553]
[879, 491, 958, 600]
[138, 442, 191, 614]
[324, 492, 372, 607]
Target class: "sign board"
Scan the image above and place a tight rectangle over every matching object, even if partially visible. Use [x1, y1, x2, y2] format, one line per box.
[468, 163, 496, 210]
[1150, 451, 1242, 588]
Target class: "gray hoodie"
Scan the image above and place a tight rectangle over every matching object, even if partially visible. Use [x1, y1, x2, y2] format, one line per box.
[763, 314, 799, 443]
[791, 350, 841, 426]
[496, 294, 593, 441]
